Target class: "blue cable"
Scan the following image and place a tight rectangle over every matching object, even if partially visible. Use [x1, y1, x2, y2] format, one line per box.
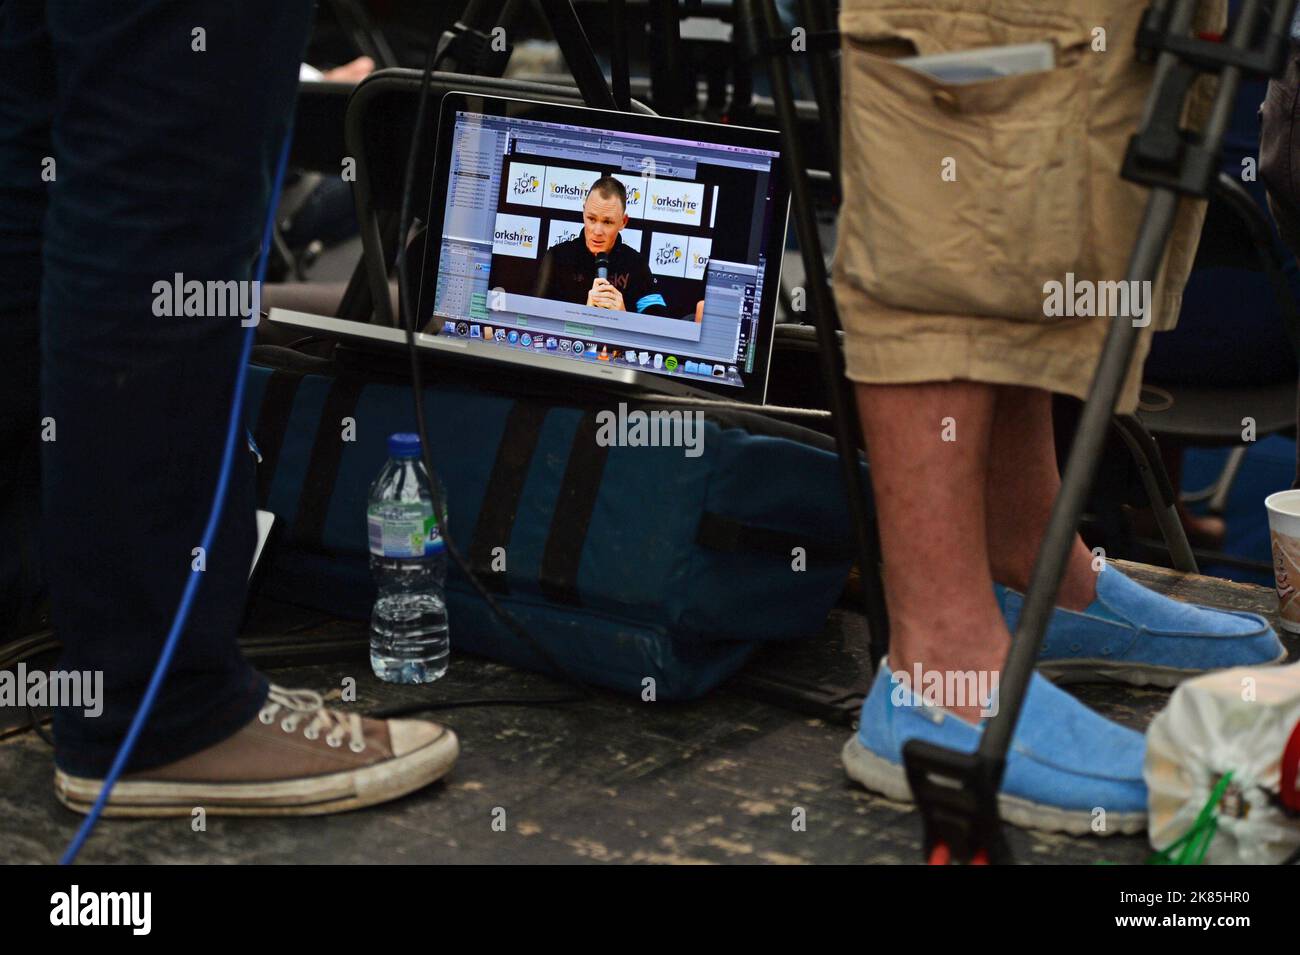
[60, 127, 294, 864]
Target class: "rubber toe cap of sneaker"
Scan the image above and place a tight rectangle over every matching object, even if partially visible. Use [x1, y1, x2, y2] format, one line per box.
[389, 719, 450, 757]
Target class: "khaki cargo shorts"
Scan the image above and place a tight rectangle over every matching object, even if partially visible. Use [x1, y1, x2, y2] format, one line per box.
[832, 0, 1224, 413]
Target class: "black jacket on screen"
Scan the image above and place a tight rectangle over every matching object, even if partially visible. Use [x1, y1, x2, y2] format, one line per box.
[533, 232, 668, 316]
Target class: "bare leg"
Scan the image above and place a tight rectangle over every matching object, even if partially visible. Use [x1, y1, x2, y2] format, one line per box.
[985, 386, 1098, 611]
[856, 380, 1007, 722]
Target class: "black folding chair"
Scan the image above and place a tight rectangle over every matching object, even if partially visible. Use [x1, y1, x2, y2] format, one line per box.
[1132, 172, 1300, 576]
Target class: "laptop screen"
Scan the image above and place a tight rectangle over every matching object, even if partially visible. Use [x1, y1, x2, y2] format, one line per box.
[418, 105, 784, 392]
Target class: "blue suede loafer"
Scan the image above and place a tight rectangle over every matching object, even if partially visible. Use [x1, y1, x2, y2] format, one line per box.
[995, 566, 1286, 687]
[842, 660, 1147, 835]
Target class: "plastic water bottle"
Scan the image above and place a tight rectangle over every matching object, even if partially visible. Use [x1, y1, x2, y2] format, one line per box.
[367, 433, 449, 683]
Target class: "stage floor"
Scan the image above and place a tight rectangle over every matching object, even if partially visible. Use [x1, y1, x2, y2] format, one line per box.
[3, 561, 1293, 864]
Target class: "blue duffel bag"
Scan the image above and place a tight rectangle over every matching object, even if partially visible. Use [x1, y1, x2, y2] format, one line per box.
[244, 344, 866, 700]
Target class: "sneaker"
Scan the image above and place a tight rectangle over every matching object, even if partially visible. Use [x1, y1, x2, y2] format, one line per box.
[54, 685, 459, 817]
[842, 661, 1147, 835]
[995, 566, 1287, 687]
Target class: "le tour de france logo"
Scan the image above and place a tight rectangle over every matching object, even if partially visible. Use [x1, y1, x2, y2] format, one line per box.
[511, 170, 540, 199]
[655, 242, 683, 267]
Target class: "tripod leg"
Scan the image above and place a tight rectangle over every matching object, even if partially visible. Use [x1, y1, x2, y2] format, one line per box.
[648, 0, 689, 116]
[754, 0, 890, 668]
[534, 0, 617, 109]
[608, 0, 631, 111]
[796, 0, 840, 198]
[983, 187, 1182, 759]
[985, 0, 1250, 762]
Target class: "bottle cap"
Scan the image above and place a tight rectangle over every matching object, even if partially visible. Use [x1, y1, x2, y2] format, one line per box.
[388, 432, 422, 458]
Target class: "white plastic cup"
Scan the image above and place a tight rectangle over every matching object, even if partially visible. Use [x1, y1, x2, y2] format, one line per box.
[1265, 489, 1300, 634]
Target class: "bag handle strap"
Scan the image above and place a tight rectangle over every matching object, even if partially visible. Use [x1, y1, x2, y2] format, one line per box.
[468, 400, 551, 593]
[290, 375, 365, 549]
[539, 410, 611, 606]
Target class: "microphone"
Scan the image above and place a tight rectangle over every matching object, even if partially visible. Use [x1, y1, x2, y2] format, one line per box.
[595, 253, 609, 281]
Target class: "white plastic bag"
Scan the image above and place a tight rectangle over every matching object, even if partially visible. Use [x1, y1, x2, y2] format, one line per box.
[1146, 662, 1300, 864]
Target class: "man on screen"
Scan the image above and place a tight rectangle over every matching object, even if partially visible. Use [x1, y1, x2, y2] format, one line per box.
[533, 176, 670, 316]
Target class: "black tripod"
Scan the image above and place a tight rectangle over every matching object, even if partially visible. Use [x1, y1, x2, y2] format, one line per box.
[744, 0, 1299, 862]
[433, 0, 619, 110]
[899, 0, 1296, 865]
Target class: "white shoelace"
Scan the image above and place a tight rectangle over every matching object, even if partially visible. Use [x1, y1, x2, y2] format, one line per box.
[258, 685, 366, 753]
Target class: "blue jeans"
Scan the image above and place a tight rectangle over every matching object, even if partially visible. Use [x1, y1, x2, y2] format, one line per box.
[0, 0, 313, 776]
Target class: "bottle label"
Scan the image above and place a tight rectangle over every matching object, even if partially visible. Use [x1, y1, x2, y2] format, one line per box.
[367, 503, 444, 557]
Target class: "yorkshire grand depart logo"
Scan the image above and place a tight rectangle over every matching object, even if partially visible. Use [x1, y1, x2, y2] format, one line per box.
[541, 166, 595, 213]
[492, 213, 540, 260]
[646, 178, 705, 226]
[653, 193, 698, 214]
[685, 236, 712, 281]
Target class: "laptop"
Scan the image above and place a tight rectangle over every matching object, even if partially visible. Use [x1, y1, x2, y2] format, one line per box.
[269, 91, 791, 405]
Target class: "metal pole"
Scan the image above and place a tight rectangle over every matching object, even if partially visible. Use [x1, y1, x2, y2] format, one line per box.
[796, 0, 841, 197]
[755, 0, 890, 666]
[981, 0, 1244, 764]
[649, 0, 689, 116]
[609, 0, 632, 111]
[536, 0, 619, 110]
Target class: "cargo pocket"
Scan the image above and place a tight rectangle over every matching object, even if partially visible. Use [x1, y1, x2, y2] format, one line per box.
[839, 33, 1091, 321]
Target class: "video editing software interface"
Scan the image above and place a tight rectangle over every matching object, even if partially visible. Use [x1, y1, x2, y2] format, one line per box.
[424, 108, 782, 388]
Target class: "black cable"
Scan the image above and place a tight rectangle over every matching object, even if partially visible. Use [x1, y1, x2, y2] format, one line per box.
[286, 334, 329, 352]
[279, 612, 340, 635]
[25, 703, 54, 746]
[393, 7, 591, 698]
[430, 36, 452, 74]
